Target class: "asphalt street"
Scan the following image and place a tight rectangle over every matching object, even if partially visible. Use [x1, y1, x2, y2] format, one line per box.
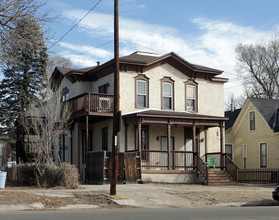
[0, 207, 278, 220]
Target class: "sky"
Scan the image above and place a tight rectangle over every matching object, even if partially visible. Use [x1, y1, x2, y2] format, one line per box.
[9, 0, 279, 101]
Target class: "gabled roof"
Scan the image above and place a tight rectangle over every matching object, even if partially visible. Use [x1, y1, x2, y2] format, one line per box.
[249, 98, 279, 132]
[50, 51, 228, 87]
[225, 108, 242, 130]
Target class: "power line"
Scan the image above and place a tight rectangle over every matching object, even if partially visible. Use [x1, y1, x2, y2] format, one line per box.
[120, 38, 164, 54]
[48, 0, 102, 51]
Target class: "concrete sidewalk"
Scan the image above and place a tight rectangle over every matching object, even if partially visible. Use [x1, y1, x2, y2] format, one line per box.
[0, 183, 277, 211]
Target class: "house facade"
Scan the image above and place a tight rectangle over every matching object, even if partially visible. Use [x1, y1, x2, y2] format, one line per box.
[225, 98, 279, 169]
[20, 51, 233, 184]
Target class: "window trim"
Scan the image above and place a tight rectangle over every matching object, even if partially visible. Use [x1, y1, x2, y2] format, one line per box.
[249, 110, 256, 130]
[259, 142, 268, 168]
[134, 74, 149, 108]
[160, 77, 174, 110]
[185, 80, 198, 112]
[98, 83, 109, 94]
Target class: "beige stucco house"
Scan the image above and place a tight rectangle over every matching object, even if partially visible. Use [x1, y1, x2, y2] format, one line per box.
[225, 98, 279, 169]
[19, 51, 236, 184]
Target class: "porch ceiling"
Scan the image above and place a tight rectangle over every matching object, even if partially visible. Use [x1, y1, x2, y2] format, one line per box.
[122, 109, 228, 127]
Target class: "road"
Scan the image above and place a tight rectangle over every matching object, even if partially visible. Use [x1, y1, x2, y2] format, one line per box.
[0, 207, 278, 220]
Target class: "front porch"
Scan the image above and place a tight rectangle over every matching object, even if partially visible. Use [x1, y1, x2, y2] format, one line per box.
[122, 110, 237, 184]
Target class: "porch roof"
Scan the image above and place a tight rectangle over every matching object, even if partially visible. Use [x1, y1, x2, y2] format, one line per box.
[122, 109, 228, 127]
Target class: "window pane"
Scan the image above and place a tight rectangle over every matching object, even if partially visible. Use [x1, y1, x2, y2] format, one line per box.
[250, 111, 255, 130]
[163, 97, 172, 109]
[187, 86, 195, 98]
[137, 95, 146, 108]
[137, 81, 146, 94]
[187, 99, 195, 111]
[163, 83, 172, 96]
[260, 143, 267, 168]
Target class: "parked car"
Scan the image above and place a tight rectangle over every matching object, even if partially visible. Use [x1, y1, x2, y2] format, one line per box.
[272, 186, 279, 201]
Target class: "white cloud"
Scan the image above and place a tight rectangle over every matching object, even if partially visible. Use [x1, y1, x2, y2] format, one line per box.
[59, 9, 278, 99]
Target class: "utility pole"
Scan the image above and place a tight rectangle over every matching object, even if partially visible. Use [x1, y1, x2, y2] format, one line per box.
[110, 0, 119, 196]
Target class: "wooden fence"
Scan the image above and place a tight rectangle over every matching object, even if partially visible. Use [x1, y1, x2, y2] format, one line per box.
[238, 168, 279, 184]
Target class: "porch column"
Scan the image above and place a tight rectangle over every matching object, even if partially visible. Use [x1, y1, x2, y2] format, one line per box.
[167, 123, 171, 170]
[124, 123, 128, 152]
[220, 121, 224, 170]
[204, 127, 208, 162]
[192, 121, 196, 169]
[138, 123, 142, 152]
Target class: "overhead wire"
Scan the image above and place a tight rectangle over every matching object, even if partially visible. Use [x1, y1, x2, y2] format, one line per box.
[48, 0, 102, 51]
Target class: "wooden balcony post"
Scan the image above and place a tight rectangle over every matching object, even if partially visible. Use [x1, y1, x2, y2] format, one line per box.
[167, 123, 171, 170]
[86, 114, 89, 156]
[88, 93, 91, 113]
[205, 127, 208, 162]
[138, 123, 142, 152]
[192, 121, 196, 169]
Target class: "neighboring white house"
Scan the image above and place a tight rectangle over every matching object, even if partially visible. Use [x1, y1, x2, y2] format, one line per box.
[18, 51, 233, 184]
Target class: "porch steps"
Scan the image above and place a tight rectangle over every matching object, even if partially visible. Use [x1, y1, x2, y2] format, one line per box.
[207, 170, 237, 185]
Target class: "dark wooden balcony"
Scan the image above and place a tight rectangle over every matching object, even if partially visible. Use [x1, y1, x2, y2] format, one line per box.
[69, 93, 114, 118]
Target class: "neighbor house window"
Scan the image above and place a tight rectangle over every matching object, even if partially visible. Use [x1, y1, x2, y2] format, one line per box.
[249, 111, 255, 130]
[62, 87, 69, 102]
[260, 142, 267, 168]
[135, 74, 149, 108]
[185, 80, 198, 112]
[161, 77, 174, 110]
[225, 144, 233, 160]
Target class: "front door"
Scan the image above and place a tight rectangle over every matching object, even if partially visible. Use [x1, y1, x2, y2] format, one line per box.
[161, 137, 174, 169]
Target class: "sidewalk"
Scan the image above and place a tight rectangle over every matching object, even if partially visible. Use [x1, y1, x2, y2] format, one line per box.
[0, 183, 278, 211]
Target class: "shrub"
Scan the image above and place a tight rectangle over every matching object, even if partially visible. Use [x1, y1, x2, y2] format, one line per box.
[7, 162, 79, 189]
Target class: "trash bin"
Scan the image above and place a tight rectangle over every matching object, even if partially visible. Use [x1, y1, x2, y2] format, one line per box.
[0, 171, 7, 189]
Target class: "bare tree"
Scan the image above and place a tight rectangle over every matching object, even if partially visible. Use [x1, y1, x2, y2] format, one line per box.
[21, 82, 72, 164]
[235, 36, 279, 99]
[46, 54, 76, 77]
[225, 93, 245, 111]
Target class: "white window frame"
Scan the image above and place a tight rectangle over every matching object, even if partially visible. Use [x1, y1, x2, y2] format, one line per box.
[162, 82, 172, 110]
[186, 85, 196, 112]
[136, 80, 147, 108]
[259, 142, 268, 168]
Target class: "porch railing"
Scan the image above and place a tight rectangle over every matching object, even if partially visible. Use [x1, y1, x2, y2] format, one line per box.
[195, 154, 208, 182]
[141, 149, 195, 170]
[224, 154, 238, 182]
[69, 92, 114, 117]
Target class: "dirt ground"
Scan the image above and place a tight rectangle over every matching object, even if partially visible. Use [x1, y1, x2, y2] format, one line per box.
[0, 184, 278, 210]
[0, 188, 125, 209]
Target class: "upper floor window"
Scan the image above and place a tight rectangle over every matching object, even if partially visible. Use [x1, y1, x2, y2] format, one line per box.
[99, 83, 109, 94]
[62, 87, 69, 102]
[185, 80, 198, 112]
[161, 77, 174, 110]
[249, 111, 255, 130]
[135, 74, 149, 108]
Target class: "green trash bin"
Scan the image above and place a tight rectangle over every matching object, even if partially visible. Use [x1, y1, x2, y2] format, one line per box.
[0, 171, 7, 189]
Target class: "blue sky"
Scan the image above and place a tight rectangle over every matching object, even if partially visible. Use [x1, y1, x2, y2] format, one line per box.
[10, 0, 279, 100]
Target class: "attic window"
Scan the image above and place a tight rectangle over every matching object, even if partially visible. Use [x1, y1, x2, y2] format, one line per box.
[62, 87, 69, 102]
[249, 111, 255, 130]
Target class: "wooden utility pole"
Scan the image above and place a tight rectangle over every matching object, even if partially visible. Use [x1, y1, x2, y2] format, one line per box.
[110, 0, 119, 196]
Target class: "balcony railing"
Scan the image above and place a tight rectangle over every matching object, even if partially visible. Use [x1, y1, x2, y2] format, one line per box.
[69, 93, 114, 117]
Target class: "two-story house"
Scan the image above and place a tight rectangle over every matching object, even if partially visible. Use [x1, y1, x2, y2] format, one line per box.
[225, 98, 279, 169]
[23, 51, 235, 184]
